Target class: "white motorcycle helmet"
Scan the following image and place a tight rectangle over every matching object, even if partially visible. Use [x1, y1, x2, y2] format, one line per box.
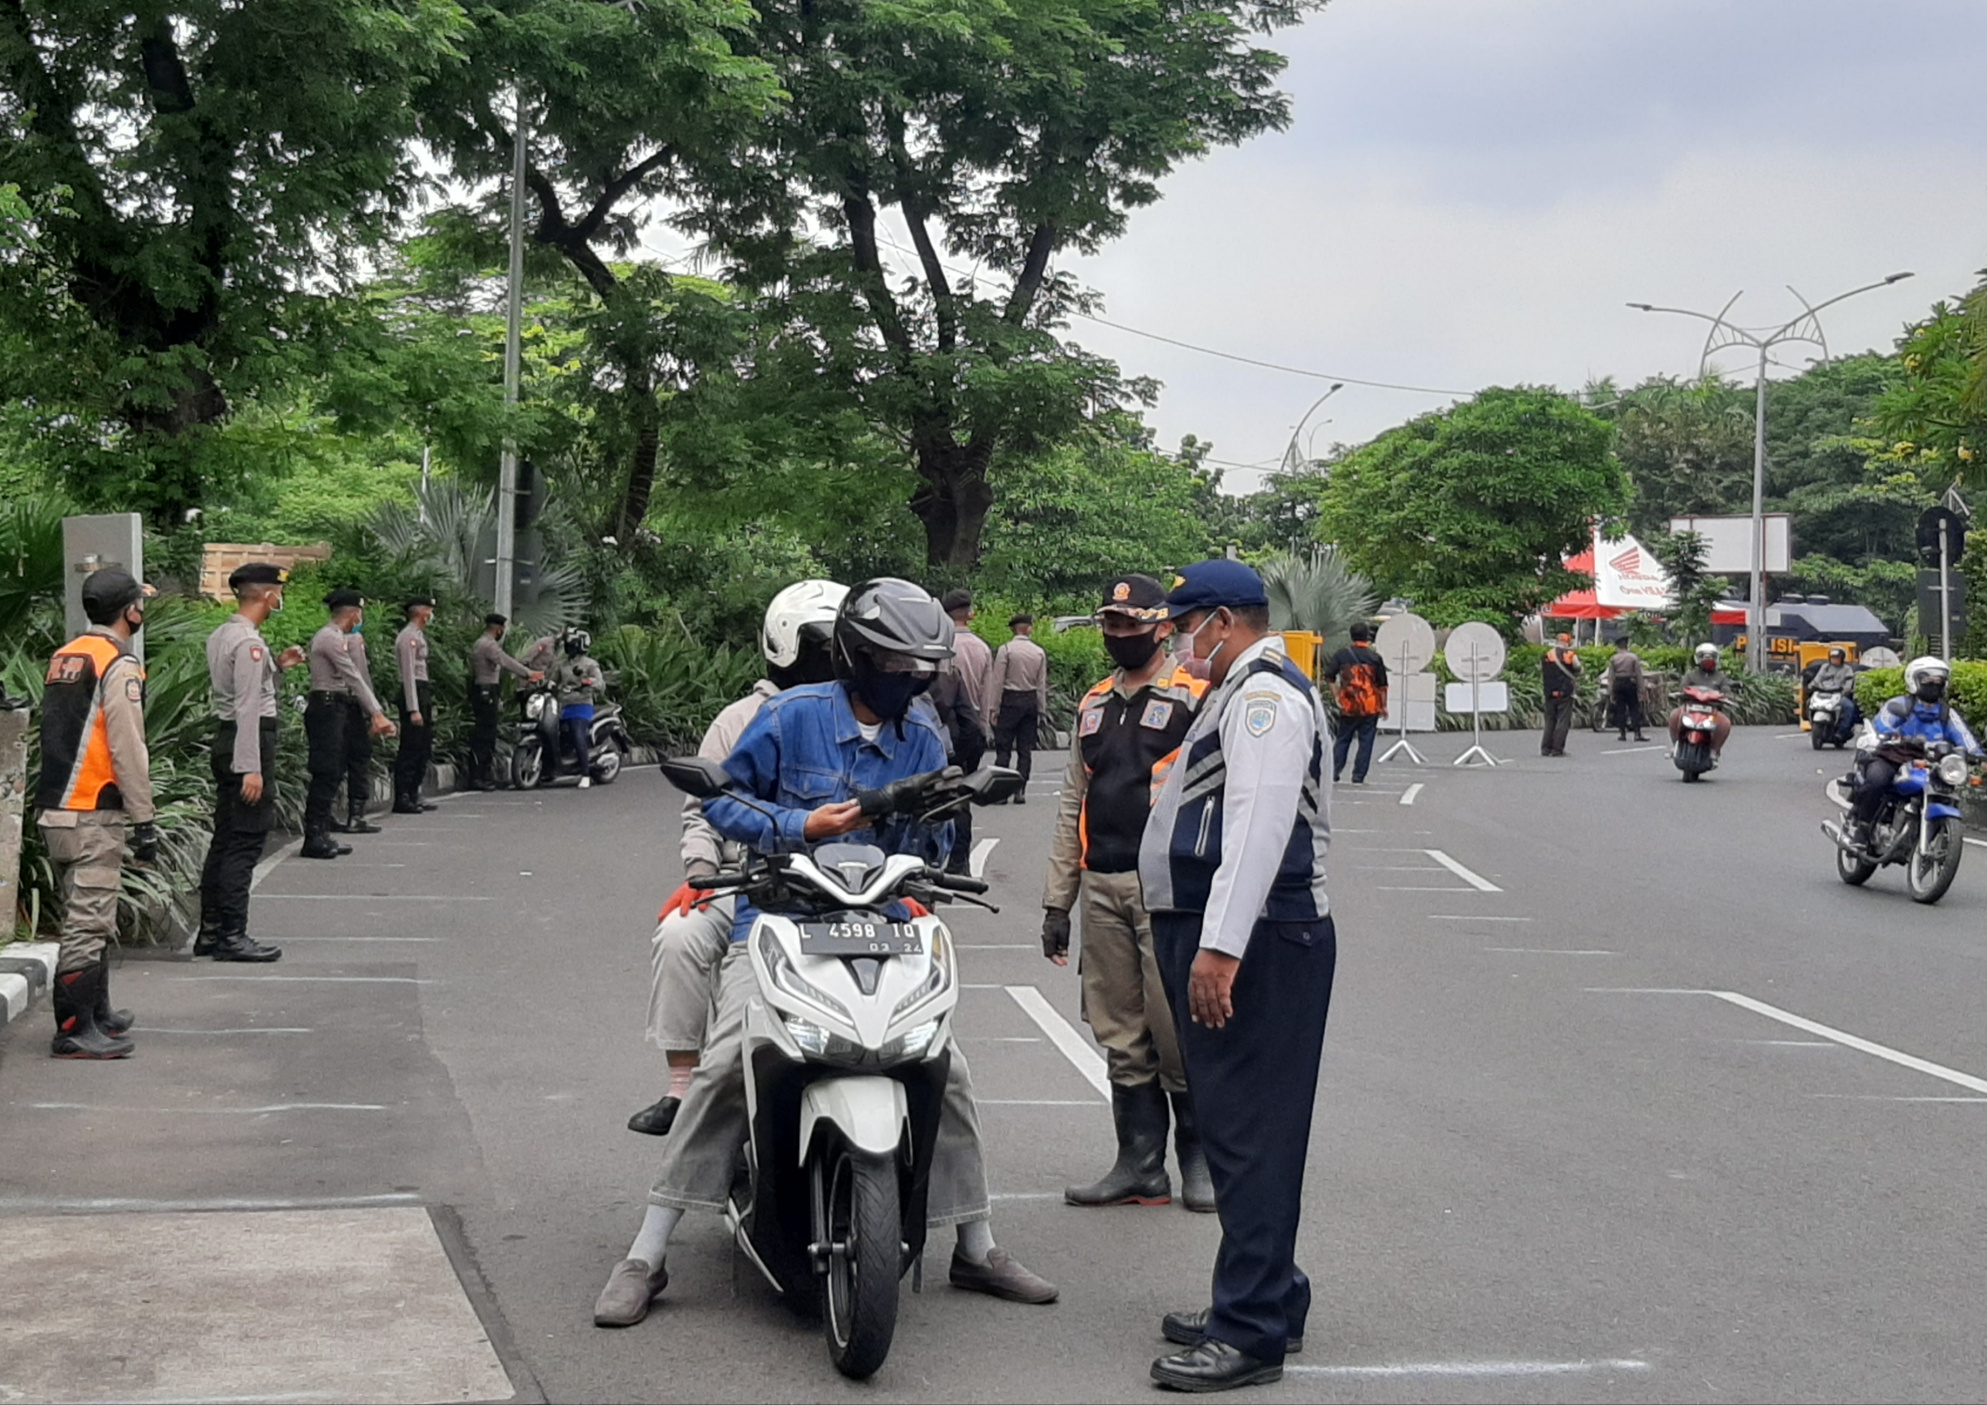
[1904, 655, 1950, 703]
[763, 579, 849, 670]
[1694, 642, 1719, 666]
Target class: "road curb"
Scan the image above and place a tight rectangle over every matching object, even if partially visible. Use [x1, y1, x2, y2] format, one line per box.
[0, 941, 60, 1031]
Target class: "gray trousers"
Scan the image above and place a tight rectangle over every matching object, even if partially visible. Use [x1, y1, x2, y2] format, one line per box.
[645, 899, 735, 1052]
[648, 943, 991, 1227]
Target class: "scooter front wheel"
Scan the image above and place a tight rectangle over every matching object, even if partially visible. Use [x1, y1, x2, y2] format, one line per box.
[510, 737, 545, 790]
[817, 1139, 900, 1380]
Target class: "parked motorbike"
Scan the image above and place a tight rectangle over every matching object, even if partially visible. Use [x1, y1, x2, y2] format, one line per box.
[1823, 738, 1969, 904]
[1807, 688, 1858, 750]
[660, 755, 1024, 1380]
[1670, 685, 1725, 781]
[509, 681, 631, 788]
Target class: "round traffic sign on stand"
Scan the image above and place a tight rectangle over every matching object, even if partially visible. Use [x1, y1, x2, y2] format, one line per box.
[1444, 622, 1507, 681]
[1374, 612, 1436, 676]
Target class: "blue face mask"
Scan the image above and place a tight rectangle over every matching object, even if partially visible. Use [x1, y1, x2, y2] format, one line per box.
[351, 620, 364, 634]
[855, 672, 930, 722]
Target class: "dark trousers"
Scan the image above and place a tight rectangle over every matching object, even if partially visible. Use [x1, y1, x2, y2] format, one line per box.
[947, 803, 975, 873]
[1610, 679, 1643, 737]
[1154, 910, 1337, 1366]
[469, 684, 501, 785]
[303, 695, 349, 834]
[1331, 714, 1379, 781]
[345, 704, 374, 810]
[1852, 757, 1902, 825]
[1541, 694, 1575, 755]
[201, 719, 276, 936]
[994, 695, 1040, 784]
[564, 713, 591, 775]
[394, 681, 433, 801]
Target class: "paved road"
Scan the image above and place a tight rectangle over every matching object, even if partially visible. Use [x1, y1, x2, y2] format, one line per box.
[6, 725, 1987, 1402]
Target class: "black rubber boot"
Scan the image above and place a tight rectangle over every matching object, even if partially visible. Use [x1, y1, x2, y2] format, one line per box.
[627, 1095, 681, 1136]
[96, 948, 133, 1036]
[1065, 1083, 1171, 1206]
[1169, 1090, 1217, 1213]
[211, 922, 282, 964]
[50, 966, 135, 1059]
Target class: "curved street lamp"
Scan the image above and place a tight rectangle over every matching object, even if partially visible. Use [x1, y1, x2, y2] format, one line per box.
[1628, 271, 1913, 671]
[1281, 382, 1345, 476]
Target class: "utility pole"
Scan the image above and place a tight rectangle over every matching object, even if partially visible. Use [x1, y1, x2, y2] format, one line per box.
[1280, 382, 1344, 476]
[494, 87, 527, 620]
[1630, 272, 1913, 672]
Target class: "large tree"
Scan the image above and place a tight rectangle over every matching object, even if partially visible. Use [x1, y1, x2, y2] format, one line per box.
[685, 0, 1320, 568]
[1315, 387, 1626, 627]
[0, 0, 468, 523]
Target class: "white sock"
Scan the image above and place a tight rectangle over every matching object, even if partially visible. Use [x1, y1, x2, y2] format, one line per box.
[667, 1063, 695, 1099]
[955, 1219, 995, 1265]
[627, 1205, 683, 1269]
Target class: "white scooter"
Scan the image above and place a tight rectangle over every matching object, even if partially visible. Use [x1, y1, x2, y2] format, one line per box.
[659, 756, 1022, 1380]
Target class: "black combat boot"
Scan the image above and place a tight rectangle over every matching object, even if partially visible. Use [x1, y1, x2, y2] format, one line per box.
[211, 921, 282, 964]
[342, 799, 382, 834]
[95, 948, 133, 1036]
[1065, 1083, 1171, 1206]
[1169, 1090, 1217, 1214]
[299, 817, 349, 860]
[192, 907, 222, 958]
[50, 966, 135, 1059]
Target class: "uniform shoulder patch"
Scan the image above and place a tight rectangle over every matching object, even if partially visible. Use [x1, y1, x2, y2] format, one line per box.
[249, 645, 263, 662]
[1243, 696, 1279, 737]
[1139, 699, 1174, 730]
[1079, 705, 1105, 737]
[124, 677, 144, 703]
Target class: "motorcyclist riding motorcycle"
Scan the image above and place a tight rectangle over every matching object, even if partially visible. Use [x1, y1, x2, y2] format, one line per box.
[628, 579, 847, 1137]
[1669, 642, 1735, 763]
[593, 578, 1057, 1330]
[1805, 647, 1861, 745]
[1845, 656, 1981, 847]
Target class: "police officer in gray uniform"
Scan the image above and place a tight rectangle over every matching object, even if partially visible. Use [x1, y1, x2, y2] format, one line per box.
[393, 597, 438, 813]
[196, 563, 305, 962]
[1137, 559, 1336, 1393]
[303, 590, 395, 858]
[334, 623, 386, 834]
[468, 613, 541, 789]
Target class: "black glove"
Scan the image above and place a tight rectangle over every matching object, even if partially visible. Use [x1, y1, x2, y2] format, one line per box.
[130, 821, 160, 864]
[1041, 908, 1071, 962]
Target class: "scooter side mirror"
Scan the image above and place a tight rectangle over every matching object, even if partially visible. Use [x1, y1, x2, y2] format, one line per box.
[660, 756, 729, 799]
[966, 765, 1025, 806]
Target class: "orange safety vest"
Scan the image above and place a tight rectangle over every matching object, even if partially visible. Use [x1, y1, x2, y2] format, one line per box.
[37, 633, 144, 812]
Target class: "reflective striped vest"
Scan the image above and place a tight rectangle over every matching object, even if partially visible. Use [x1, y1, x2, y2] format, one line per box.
[37, 633, 142, 812]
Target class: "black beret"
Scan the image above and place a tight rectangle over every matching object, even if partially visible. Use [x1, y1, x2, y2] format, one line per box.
[484, 612, 508, 627]
[324, 589, 365, 610]
[403, 595, 436, 611]
[228, 562, 289, 591]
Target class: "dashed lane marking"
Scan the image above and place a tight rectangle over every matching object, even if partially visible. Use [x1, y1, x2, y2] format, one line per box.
[29, 1102, 388, 1114]
[1424, 850, 1502, 891]
[0, 1193, 423, 1214]
[1602, 744, 1665, 754]
[1006, 985, 1111, 1098]
[1485, 948, 1615, 955]
[141, 1027, 315, 1036]
[1399, 783, 1423, 805]
[1429, 915, 1531, 922]
[1288, 1359, 1651, 1380]
[254, 894, 493, 901]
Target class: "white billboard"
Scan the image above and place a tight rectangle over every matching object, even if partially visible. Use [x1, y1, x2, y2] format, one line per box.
[1669, 513, 1791, 575]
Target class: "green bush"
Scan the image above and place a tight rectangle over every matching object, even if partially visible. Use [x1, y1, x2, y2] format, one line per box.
[595, 624, 763, 751]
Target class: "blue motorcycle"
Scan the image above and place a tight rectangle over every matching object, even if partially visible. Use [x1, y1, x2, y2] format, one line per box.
[1825, 738, 1969, 903]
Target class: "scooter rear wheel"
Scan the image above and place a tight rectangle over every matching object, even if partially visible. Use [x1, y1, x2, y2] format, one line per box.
[818, 1140, 900, 1380]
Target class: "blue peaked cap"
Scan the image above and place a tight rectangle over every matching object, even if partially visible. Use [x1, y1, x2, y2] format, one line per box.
[1163, 559, 1269, 618]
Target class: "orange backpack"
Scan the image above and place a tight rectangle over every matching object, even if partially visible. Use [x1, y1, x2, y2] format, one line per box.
[1336, 658, 1385, 718]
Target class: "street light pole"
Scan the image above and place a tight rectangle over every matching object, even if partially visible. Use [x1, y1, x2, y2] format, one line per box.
[1629, 271, 1913, 672]
[1281, 382, 1345, 476]
[494, 86, 528, 621]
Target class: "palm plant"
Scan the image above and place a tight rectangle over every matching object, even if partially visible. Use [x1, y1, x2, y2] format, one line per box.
[367, 477, 587, 638]
[1260, 546, 1376, 653]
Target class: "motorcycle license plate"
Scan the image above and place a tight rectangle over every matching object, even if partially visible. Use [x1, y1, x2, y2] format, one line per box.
[797, 921, 923, 956]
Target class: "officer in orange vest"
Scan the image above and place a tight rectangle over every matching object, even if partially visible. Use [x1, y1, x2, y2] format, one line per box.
[35, 567, 157, 1059]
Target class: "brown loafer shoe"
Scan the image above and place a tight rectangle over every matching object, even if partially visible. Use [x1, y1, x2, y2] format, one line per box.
[949, 1246, 1058, 1304]
[593, 1257, 668, 1327]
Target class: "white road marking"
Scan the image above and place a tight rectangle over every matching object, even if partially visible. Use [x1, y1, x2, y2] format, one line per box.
[1399, 783, 1423, 805]
[1602, 744, 1665, 754]
[1485, 948, 1615, 955]
[282, 936, 444, 943]
[1006, 985, 1111, 1098]
[1378, 886, 1483, 892]
[989, 1191, 1066, 1200]
[1425, 850, 1502, 891]
[1808, 1094, 1987, 1103]
[1429, 915, 1531, 922]
[970, 837, 999, 877]
[962, 1036, 1043, 1043]
[30, 1102, 388, 1114]
[187, 976, 433, 985]
[955, 943, 1035, 949]
[0, 1193, 422, 1213]
[248, 837, 302, 892]
[1962, 837, 1987, 850]
[978, 1099, 1104, 1106]
[254, 894, 493, 901]
[1288, 1359, 1650, 1380]
[1775, 732, 1809, 739]
[141, 1027, 315, 1036]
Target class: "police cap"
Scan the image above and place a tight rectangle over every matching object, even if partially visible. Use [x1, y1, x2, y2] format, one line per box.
[485, 612, 508, 627]
[1162, 559, 1268, 619]
[80, 567, 154, 624]
[228, 562, 289, 592]
[324, 588, 365, 611]
[1096, 573, 1168, 622]
[403, 595, 436, 613]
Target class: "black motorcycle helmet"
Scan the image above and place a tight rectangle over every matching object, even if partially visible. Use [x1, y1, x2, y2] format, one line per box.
[564, 629, 592, 658]
[833, 578, 954, 724]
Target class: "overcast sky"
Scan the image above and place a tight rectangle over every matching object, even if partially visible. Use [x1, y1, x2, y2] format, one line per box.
[1053, 0, 1987, 491]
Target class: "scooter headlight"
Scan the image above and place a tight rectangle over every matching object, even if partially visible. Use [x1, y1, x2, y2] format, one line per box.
[890, 926, 954, 1022]
[1936, 753, 1969, 787]
[784, 1013, 862, 1060]
[878, 1018, 942, 1064]
[757, 926, 852, 1022]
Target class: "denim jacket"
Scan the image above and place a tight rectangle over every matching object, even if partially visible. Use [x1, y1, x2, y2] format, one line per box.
[703, 682, 955, 941]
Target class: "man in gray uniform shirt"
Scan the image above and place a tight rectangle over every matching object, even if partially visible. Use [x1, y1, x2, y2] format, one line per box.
[197, 563, 305, 963]
[393, 596, 438, 813]
[469, 613, 542, 790]
[334, 624, 387, 834]
[303, 589, 395, 858]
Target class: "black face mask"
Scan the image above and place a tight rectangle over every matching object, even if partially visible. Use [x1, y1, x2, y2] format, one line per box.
[855, 671, 930, 722]
[1103, 630, 1161, 672]
[1918, 679, 1947, 704]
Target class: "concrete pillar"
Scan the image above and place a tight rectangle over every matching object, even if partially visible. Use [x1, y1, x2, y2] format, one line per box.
[0, 704, 28, 936]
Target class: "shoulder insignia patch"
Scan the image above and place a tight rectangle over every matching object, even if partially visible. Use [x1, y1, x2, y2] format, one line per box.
[249, 645, 264, 662]
[124, 677, 144, 703]
[1139, 699, 1174, 730]
[1244, 697, 1279, 737]
[1079, 706, 1105, 737]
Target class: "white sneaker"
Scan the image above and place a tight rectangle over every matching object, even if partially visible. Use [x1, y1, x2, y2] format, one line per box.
[579, 776, 592, 790]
